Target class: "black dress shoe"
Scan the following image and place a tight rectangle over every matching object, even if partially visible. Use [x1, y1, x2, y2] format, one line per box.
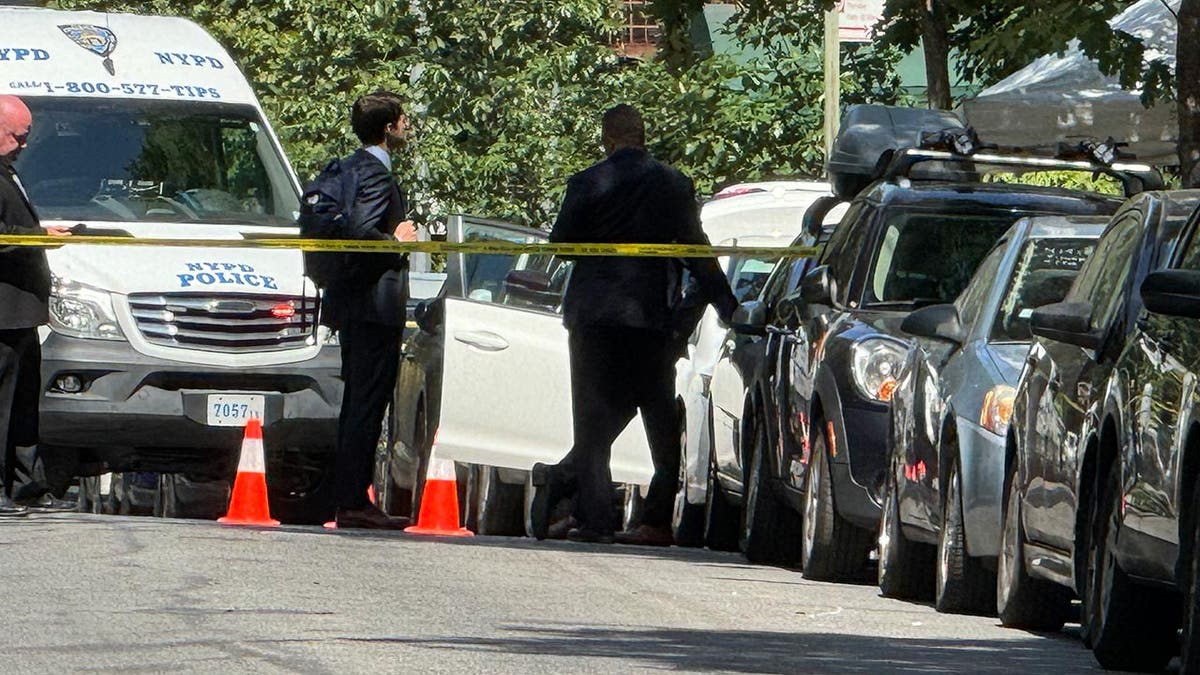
[547, 515, 579, 540]
[20, 493, 78, 513]
[0, 495, 29, 518]
[614, 524, 674, 547]
[567, 526, 614, 544]
[335, 504, 409, 530]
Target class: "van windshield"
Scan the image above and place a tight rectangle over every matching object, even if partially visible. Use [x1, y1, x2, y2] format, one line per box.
[16, 98, 298, 226]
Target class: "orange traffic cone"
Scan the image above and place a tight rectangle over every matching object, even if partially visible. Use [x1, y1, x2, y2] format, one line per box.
[218, 418, 280, 527]
[405, 456, 472, 537]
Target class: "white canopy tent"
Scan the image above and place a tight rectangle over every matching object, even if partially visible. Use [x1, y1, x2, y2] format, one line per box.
[963, 0, 1180, 165]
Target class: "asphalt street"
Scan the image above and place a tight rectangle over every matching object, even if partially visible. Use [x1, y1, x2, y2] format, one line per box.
[0, 513, 1131, 674]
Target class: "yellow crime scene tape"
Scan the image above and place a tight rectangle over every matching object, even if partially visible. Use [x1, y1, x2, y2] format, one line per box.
[0, 234, 821, 259]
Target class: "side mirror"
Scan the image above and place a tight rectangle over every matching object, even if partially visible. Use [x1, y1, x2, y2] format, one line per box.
[1030, 301, 1101, 349]
[901, 303, 965, 344]
[414, 299, 443, 333]
[802, 196, 846, 238]
[799, 266, 834, 307]
[732, 300, 768, 336]
[1142, 270, 1200, 319]
[775, 292, 803, 331]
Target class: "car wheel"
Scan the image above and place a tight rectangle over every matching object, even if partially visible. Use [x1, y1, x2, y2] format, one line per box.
[801, 424, 874, 582]
[703, 458, 740, 552]
[78, 474, 104, 514]
[996, 461, 1071, 630]
[741, 416, 802, 565]
[1182, 474, 1200, 674]
[373, 402, 398, 514]
[672, 410, 705, 548]
[935, 460, 996, 615]
[1086, 458, 1177, 672]
[267, 451, 337, 525]
[398, 406, 429, 520]
[156, 473, 230, 520]
[469, 465, 524, 536]
[878, 467, 934, 599]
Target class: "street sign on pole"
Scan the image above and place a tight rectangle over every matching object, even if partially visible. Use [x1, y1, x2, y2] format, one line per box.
[837, 0, 884, 43]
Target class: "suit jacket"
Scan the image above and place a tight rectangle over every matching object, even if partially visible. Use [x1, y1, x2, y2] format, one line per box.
[550, 147, 736, 333]
[0, 162, 50, 329]
[322, 148, 409, 328]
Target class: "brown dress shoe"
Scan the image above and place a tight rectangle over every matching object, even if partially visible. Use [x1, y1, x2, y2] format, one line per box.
[614, 524, 674, 547]
[335, 504, 409, 530]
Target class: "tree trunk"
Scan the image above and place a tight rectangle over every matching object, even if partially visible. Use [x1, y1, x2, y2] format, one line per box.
[921, 1, 953, 110]
[1180, 0, 1200, 187]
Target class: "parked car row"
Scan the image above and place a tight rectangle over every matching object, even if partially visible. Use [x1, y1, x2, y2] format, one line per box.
[685, 106, 1200, 672]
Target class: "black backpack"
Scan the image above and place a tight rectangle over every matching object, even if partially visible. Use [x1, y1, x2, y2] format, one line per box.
[298, 158, 360, 288]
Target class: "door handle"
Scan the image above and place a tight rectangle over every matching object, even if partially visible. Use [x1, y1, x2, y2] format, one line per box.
[453, 330, 510, 352]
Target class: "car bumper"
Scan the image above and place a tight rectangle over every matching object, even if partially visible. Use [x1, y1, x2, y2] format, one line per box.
[829, 401, 888, 530]
[39, 334, 342, 471]
[958, 418, 1005, 558]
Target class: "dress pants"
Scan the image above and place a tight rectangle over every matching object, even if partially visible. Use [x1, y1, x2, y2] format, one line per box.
[335, 320, 401, 510]
[0, 328, 50, 501]
[561, 326, 680, 534]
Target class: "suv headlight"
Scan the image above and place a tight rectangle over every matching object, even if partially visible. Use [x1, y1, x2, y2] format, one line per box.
[980, 385, 1017, 436]
[49, 276, 125, 341]
[851, 337, 907, 403]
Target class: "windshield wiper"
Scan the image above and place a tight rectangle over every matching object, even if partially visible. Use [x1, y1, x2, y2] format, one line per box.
[863, 298, 945, 310]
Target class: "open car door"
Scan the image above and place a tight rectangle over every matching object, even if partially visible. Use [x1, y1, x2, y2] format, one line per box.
[433, 215, 652, 485]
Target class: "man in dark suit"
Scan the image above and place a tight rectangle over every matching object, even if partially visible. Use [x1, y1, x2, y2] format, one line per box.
[533, 104, 737, 544]
[0, 95, 76, 516]
[321, 91, 417, 529]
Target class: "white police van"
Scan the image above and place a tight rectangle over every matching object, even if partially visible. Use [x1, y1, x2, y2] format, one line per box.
[0, 7, 340, 522]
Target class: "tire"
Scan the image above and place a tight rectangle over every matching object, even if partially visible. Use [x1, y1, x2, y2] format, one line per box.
[704, 459, 740, 552]
[740, 417, 802, 565]
[469, 465, 525, 536]
[801, 425, 874, 582]
[672, 409, 705, 548]
[878, 469, 934, 600]
[997, 462, 1071, 631]
[373, 402, 400, 515]
[78, 474, 104, 514]
[935, 460, 996, 615]
[267, 451, 336, 525]
[1182, 474, 1200, 675]
[1086, 458, 1177, 672]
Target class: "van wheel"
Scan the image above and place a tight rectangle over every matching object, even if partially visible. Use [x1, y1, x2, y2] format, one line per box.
[997, 462, 1070, 630]
[935, 461, 996, 615]
[468, 465, 524, 536]
[801, 425, 873, 582]
[267, 451, 336, 525]
[741, 417, 801, 565]
[1086, 458, 1177, 671]
[878, 468, 934, 599]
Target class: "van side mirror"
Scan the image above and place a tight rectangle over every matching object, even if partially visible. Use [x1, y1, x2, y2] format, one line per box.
[802, 196, 846, 238]
[799, 266, 834, 307]
[901, 303, 965, 344]
[1030, 301, 1101, 349]
[732, 300, 768, 336]
[1142, 270, 1200, 319]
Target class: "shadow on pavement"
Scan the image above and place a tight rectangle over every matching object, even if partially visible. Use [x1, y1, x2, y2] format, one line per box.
[351, 624, 1104, 673]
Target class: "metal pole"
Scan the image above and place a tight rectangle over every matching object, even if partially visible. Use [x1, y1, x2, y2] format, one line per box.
[823, 8, 840, 174]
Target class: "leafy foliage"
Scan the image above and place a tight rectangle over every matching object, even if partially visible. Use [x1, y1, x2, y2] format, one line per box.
[55, 0, 911, 227]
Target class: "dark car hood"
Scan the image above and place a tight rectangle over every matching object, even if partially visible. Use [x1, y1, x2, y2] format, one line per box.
[985, 342, 1030, 384]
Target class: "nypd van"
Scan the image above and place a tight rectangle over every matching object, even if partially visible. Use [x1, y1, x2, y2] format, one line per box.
[0, 7, 340, 522]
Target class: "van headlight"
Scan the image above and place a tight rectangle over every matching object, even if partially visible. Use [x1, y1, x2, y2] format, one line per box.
[851, 337, 907, 403]
[49, 276, 125, 341]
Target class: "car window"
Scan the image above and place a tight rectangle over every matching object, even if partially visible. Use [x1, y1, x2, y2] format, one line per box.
[456, 221, 549, 306]
[1070, 210, 1144, 331]
[862, 210, 1016, 308]
[821, 202, 870, 305]
[1170, 205, 1200, 270]
[990, 237, 1097, 342]
[954, 242, 1006, 330]
[728, 254, 782, 303]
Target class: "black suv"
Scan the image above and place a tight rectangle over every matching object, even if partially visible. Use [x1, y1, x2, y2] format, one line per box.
[1001, 190, 1200, 670]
